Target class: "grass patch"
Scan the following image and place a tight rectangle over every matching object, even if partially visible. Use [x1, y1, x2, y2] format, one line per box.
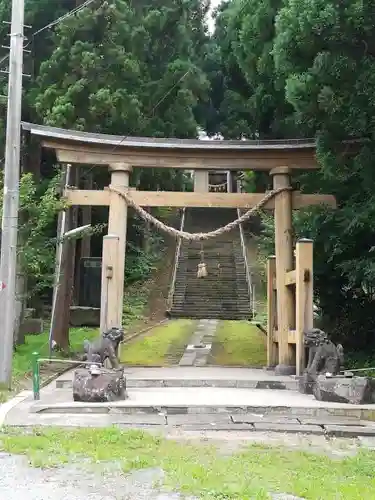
[122, 281, 149, 328]
[0, 327, 98, 403]
[210, 320, 267, 367]
[120, 319, 195, 366]
[1, 427, 375, 499]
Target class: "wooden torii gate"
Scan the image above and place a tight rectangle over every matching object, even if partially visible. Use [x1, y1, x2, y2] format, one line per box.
[21, 122, 336, 375]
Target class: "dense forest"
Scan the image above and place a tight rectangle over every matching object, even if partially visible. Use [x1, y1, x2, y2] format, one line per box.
[0, 0, 374, 360]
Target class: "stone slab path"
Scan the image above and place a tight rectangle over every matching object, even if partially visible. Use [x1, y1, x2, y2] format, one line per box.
[179, 319, 218, 366]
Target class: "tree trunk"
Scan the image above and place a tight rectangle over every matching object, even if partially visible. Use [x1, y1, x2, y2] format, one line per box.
[51, 166, 79, 351]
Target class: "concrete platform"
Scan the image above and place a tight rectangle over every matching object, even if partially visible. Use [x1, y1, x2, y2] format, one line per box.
[56, 366, 298, 390]
[30, 386, 375, 418]
[4, 386, 375, 437]
[3, 368, 375, 436]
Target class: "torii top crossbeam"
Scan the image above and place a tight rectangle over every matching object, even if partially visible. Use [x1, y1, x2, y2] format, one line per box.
[21, 122, 318, 170]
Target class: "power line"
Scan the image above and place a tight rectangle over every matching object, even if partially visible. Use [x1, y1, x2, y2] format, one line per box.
[32, 0, 98, 37]
[0, 0, 98, 67]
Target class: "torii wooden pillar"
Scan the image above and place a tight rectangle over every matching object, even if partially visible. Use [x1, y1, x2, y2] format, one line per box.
[271, 167, 295, 375]
[100, 163, 131, 332]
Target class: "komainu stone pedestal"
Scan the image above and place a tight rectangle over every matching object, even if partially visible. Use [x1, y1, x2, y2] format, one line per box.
[298, 371, 315, 395]
[313, 375, 375, 405]
[73, 367, 127, 402]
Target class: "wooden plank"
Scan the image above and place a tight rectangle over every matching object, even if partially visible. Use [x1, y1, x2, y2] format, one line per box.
[267, 256, 278, 367]
[285, 270, 296, 286]
[43, 140, 318, 170]
[295, 239, 314, 376]
[64, 189, 110, 206]
[271, 168, 295, 370]
[273, 330, 296, 344]
[107, 164, 131, 329]
[100, 235, 119, 333]
[64, 189, 336, 209]
[293, 193, 336, 208]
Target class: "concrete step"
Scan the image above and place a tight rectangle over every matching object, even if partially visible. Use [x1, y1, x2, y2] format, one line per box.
[176, 308, 250, 313]
[170, 313, 251, 320]
[30, 387, 375, 433]
[170, 306, 249, 311]
[178, 304, 250, 309]
[171, 309, 251, 315]
[57, 378, 298, 391]
[173, 292, 243, 297]
[175, 292, 243, 295]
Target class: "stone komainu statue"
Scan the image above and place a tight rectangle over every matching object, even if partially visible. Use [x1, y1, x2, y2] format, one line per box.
[299, 328, 344, 395]
[82, 327, 124, 369]
[304, 328, 344, 377]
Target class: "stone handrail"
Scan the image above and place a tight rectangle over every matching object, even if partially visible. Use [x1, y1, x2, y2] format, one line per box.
[167, 208, 186, 310]
[237, 208, 254, 316]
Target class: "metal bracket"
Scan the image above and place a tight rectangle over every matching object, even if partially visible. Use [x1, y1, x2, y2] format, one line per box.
[106, 265, 113, 279]
[303, 269, 311, 282]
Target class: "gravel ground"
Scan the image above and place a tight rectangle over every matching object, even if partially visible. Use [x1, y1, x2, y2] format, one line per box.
[0, 451, 307, 500]
[0, 453, 195, 500]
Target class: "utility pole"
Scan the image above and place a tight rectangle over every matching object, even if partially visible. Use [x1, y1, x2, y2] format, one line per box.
[0, 0, 25, 388]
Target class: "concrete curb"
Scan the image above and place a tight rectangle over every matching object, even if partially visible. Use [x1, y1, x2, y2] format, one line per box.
[56, 378, 298, 390]
[0, 391, 31, 427]
[5, 408, 375, 437]
[30, 402, 375, 421]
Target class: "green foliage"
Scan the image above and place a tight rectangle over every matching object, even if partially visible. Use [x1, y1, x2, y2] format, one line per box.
[0, 327, 98, 401]
[203, 0, 298, 139]
[0, 171, 64, 298]
[205, 0, 375, 358]
[272, 0, 375, 352]
[32, 0, 209, 138]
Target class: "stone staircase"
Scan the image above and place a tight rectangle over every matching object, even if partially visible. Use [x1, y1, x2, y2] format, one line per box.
[169, 208, 252, 320]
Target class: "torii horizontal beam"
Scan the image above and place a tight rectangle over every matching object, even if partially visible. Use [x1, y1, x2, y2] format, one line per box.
[64, 188, 337, 209]
[21, 122, 319, 171]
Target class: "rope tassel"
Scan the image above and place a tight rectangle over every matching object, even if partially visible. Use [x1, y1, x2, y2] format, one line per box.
[197, 262, 208, 278]
[197, 247, 208, 278]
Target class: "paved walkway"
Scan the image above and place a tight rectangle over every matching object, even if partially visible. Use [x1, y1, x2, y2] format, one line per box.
[179, 319, 218, 366]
